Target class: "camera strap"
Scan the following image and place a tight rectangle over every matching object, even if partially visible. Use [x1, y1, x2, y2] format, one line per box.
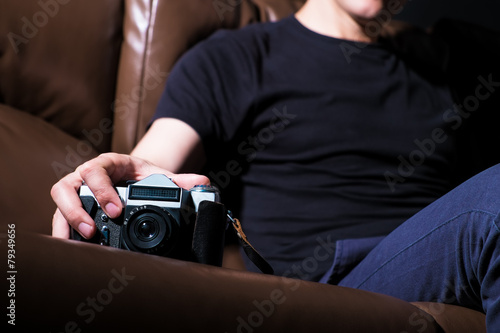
[193, 201, 274, 275]
[227, 213, 274, 275]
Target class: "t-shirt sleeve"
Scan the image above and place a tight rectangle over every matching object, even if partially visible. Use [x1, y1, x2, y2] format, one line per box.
[151, 30, 258, 151]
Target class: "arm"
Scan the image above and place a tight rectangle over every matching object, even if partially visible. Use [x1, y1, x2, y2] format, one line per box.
[131, 118, 206, 173]
[51, 118, 208, 239]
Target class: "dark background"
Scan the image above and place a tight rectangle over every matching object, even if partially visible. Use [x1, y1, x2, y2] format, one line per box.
[396, 0, 500, 31]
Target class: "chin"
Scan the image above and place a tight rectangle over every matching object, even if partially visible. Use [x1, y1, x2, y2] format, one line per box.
[343, 0, 388, 20]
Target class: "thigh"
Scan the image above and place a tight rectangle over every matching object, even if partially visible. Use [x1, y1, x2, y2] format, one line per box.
[339, 164, 500, 315]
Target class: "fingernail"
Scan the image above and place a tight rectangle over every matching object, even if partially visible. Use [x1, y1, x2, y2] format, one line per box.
[105, 202, 121, 218]
[78, 223, 94, 239]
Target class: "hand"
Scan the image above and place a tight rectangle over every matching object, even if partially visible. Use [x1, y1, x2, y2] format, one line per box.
[51, 153, 210, 239]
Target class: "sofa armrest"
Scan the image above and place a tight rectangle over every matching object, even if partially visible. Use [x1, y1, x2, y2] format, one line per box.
[8, 232, 447, 333]
[0, 105, 99, 235]
[412, 302, 486, 333]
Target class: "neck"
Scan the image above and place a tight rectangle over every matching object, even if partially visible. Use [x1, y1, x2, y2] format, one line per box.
[295, 0, 383, 43]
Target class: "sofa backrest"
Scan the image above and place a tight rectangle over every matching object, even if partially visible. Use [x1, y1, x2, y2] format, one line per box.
[112, 0, 258, 153]
[111, 0, 306, 153]
[0, 0, 124, 153]
[0, 0, 304, 235]
[0, 0, 305, 154]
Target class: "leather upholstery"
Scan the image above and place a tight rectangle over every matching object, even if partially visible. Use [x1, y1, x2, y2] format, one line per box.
[0, 0, 258, 231]
[0, 104, 99, 234]
[0, 0, 123, 231]
[13, 232, 446, 333]
[5, 232, 486, 332]
[0, 0, 122, 151]
[112, 0, 260, 154]
[0, 1, 487, 331]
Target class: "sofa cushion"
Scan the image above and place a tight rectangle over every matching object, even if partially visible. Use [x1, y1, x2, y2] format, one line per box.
[0, 0, 123, 153]
[0, 104, 99, 234]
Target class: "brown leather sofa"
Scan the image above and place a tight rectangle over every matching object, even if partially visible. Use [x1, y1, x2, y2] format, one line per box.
[0, 1, 488, 332]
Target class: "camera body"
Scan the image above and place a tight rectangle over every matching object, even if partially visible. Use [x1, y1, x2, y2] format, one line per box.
[72, 174, 222, 262]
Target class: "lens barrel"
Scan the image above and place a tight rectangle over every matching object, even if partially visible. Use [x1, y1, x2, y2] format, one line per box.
[122, 205, 178, 255]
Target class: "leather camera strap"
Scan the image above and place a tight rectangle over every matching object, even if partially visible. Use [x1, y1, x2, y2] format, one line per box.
[227, 213, 274, 275]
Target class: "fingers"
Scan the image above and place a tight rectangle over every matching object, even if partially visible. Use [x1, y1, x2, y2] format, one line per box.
[51, 153, 127, 239]
[51, 172, 96, 239]
[169, 173, 211, 189]
[75, 154, 210, 216]
[75, 154, 125, 219]
[51, 152, 211, 240]
[52, 209, 71, 239]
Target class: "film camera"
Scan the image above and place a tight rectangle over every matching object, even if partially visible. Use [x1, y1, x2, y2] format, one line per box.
[71, 174, 226, 265]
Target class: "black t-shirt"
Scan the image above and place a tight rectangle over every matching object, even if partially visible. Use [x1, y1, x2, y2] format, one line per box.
[152, 16, 462, 280]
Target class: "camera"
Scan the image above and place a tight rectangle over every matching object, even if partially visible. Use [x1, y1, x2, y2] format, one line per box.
[71, 174, 226, 264]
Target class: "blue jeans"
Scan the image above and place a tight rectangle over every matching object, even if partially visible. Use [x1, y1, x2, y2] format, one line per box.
[335, 163, 500, 330]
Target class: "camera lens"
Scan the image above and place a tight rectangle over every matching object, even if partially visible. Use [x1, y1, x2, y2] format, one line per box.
[137, 220, 157, 240]
[122, 205, 179, 255]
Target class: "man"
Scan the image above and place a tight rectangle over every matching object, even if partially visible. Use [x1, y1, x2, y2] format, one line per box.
[52, 0, 500, 329]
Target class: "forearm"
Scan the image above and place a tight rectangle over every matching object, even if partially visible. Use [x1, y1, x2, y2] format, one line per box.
[131, 118, 206, 174]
